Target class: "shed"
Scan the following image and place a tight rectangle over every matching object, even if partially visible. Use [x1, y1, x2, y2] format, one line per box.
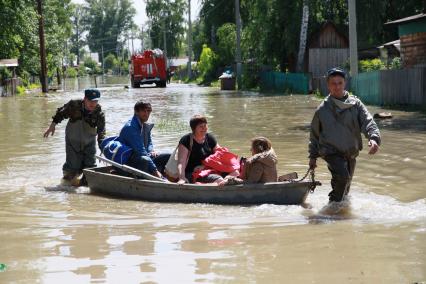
[377, 39, 401, 65]
[0, 59, 19, 96]
[386, 13, 426, 67]
[307, 21, 349, 95]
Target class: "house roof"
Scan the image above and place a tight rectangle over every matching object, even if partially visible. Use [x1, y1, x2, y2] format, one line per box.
[377, 39, 401, 51]
[307, 21, 349, 48]
[385, 13, 426, 25]
[0, 59, 18, 67]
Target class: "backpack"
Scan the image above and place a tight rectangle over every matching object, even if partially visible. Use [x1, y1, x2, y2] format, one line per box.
[165, 134, 193, 179]
[100, 136, 133, 164]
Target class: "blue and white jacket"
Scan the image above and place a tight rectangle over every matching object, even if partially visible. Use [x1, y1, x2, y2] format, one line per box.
[118, 115, 156, 172]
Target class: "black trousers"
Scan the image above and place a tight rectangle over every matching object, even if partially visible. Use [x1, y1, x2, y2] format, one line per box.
[324, 155, 357, 202]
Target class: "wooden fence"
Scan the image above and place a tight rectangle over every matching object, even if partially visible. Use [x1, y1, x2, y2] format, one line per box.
[351, 67, 426, 105]
[259, 71, 309, 94]
[309, 48, 349, 96]
[0, 78, 19, 97]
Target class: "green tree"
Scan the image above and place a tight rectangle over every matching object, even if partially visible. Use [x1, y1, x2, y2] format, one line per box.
[43, 0, 73, 78]
[216, 23, 236, 66]
[69, 3, 87, 65]
[0, 0, 38, 79]
[146, 0, 186, 57]
[84, 0, 136, 60]
[104, 53, 119, 71]
[191, 19, 208, 61]
[199, 0, 235, 47]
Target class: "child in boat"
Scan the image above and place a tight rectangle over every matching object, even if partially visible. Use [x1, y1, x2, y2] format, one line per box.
[220, 136, 278, 185]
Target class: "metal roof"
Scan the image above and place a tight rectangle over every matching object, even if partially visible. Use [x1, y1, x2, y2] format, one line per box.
[385, 13, 426, 25]
[0, 59, 18, 67]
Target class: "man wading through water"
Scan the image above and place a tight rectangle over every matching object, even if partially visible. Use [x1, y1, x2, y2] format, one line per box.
[308, 68, 381, 203]
[43, 89, 106, 186]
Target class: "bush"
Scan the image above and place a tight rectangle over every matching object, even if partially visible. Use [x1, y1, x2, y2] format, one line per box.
[65, 67, 78, 78]
[78, 67, 87, 77]
[0, 67, 12, 81]
[104, 54, 118, 71]
[83, 57, 102, 74]
[17, 85, 26, 95]
[198, 44, 218, 82]
[359, 58, 386, 73]
[241, 64, 259, 90]
[390, 57, 401, 70]
[216, 23, 236, 66]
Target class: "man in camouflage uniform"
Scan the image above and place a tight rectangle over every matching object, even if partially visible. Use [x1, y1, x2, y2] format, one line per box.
[43, 89, 106, 185]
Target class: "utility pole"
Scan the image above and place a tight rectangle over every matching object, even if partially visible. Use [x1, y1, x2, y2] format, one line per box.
[162, 16, 167, 57]
[141, 26, 144, 50]
[187, 0, 192, 79]
[296, 0, 309, 73]
[211, 25, 216, 49]
[102, 45, 105, 76]
[235, 0, 242, 89]
[75, 5, 81, 66]
[348, 0, 358, 76]
[131, 31, 135, 55]
[36, 0, 48, 93]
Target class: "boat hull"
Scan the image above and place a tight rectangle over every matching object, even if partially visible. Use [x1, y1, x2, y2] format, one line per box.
[84, 166, 313, 205]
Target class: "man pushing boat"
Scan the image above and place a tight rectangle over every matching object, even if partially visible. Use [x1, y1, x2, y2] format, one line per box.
[308, 68, 381, 203]
[43, 89, 106, 186]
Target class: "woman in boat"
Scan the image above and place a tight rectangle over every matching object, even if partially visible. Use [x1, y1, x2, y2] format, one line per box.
[176, 115, 224, 184]
[220, 137, 278, 185]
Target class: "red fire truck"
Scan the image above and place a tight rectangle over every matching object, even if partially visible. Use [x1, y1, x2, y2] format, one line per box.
[130, 49, 167, 88]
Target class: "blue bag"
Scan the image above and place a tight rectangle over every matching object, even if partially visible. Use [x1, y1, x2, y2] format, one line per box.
[100, 136, 133, 164]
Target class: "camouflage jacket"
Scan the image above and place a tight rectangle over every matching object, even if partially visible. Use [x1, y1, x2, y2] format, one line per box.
[52, 99, 106, 145]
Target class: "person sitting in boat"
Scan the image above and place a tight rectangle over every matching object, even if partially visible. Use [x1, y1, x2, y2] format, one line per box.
[118, 100, 170, 179]
[176, 115, 225, 184]
[220, 137, 278, 185]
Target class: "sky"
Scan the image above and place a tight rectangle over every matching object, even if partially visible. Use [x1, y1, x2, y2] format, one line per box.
[72, 0, 201, 53]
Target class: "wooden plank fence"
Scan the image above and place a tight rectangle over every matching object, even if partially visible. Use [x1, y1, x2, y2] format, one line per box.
[351, 67, 426, 106]
[309, 48, 349, 96]
[0, 78, 19, 97]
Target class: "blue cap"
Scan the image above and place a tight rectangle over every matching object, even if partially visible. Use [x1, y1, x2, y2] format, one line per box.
[326, 67, 346, 79]
[84, 89, 101, 101]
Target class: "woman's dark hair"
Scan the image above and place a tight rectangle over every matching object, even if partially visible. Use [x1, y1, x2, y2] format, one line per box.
[251, 137, 272, 154]
[190, 114, 208, 131]
[134, 100, 152, 112]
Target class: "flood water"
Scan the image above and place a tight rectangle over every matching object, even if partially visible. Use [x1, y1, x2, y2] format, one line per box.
[0, 77, 425, 283]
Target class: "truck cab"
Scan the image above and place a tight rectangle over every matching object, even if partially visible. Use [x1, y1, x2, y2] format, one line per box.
[130, 49, 167, 88]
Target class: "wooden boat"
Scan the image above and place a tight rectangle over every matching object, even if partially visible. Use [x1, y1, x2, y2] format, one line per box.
[83, 166, 319, 205]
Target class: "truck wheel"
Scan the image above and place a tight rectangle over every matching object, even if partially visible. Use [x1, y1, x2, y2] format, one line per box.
[157, 80, 167, 88]
[131, 76, 140, 88]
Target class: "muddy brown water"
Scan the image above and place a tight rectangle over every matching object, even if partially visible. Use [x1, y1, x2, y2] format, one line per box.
[0, 77, 425, 283]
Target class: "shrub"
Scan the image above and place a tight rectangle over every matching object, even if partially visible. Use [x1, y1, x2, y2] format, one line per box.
[65, 67, 78, 78]
[198, 44, 218, 82]
[17, 85, 26, 95]
[359, 58, 386, 73]
[390, 57, 401, 70]
[77, 67, 87, 77]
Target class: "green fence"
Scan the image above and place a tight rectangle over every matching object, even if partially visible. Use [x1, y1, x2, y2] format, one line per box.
[350, 68, 426, 106]
[260, 71, 309, 94]
[350, 71, 381, 105]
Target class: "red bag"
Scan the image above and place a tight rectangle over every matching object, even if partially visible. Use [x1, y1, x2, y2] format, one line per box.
[202, 147, 240, 173]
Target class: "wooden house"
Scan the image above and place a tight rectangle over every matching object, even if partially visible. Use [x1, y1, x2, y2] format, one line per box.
[306, 22, 349, 95]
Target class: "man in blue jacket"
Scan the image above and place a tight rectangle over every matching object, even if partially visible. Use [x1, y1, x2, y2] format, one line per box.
[119, 100, 170, 178]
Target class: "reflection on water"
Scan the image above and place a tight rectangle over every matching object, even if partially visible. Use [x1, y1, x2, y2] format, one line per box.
[0, 81, 425, 283]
